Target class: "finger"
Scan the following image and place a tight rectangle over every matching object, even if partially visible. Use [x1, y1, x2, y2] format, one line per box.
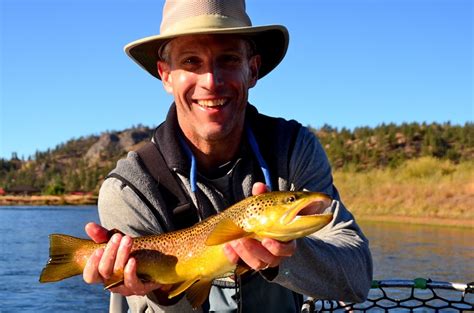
[108, 258, 163, 297]
[123, 258, 143, 293]
[98, 233, 122, 279]
[108, 257, 139, 296]
[85, 222, 109, 243]
[223, 243, 240, 264]
[262, 238, 297, 257]
[114, 236, 133, 272]
[230, 238, 275, 270]
[251, 182, 268, 196]
[123, 258, 159, 296]
[83, 248, 104, 284]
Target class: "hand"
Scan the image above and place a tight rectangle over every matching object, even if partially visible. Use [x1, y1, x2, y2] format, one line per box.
[82, 222, 162, 296]
[223, 183, 297, 270]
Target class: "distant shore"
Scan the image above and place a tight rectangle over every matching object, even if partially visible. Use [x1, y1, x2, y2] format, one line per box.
[333, 159, 474, 229]
[0, 194, 98, 206]
[357, 214, 473, 229]
[1, 195, 472, 229]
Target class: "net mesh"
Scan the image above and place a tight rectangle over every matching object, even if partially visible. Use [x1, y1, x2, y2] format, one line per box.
[301, 278, 474, 312]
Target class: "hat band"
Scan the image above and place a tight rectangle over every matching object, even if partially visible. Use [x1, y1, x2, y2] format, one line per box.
[162, 15, 251, 36]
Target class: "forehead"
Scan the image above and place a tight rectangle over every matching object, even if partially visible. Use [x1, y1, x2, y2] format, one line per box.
[167, 34, 248, 54]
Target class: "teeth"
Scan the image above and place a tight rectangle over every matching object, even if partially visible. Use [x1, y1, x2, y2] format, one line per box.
[196, 99, 226, 107]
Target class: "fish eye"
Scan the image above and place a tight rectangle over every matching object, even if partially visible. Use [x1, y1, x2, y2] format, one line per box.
[286, 195, 296, 203]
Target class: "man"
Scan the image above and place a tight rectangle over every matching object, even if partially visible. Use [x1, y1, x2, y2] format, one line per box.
[83, 0, 373, 312]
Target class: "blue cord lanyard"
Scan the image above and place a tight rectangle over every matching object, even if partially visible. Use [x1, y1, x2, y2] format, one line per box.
[245, 125, 273, 191]
[178, 136, 198, 193]
[179, 124, 273, 195]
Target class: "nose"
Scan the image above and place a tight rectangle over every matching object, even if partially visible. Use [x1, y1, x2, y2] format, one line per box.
[199, 65, 224, 90]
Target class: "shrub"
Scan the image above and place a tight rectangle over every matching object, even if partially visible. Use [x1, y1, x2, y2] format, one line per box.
[400, 157, 456, 179]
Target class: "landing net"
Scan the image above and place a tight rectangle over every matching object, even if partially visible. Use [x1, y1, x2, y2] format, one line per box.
[301, 278, 474, 312]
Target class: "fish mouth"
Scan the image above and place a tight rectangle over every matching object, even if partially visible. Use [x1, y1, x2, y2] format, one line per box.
[255, 194, 333, 242]
[297, 198, 332, 216]
[281, 195, 332, 225]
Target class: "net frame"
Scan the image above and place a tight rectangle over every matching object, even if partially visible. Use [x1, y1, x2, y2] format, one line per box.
[301, 278, 474, 312]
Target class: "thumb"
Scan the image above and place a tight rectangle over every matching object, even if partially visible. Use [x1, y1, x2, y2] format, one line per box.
[85, 222, 109, 243]
[252, 182, 269, 196]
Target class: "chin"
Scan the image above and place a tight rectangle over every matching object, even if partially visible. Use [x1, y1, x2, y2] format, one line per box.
[200, 125, 234, 142]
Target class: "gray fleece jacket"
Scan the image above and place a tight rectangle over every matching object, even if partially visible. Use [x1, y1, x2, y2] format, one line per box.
[97, 104, 372, 312]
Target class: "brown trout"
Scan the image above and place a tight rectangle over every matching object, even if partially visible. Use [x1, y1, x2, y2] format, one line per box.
[39, 191, 332, 308]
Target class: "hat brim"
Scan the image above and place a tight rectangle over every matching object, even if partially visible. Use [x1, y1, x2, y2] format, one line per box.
[124, 25, 289, 80]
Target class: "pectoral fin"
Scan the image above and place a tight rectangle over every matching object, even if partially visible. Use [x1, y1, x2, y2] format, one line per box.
[185, 279, 213, 309]
[205, 218, 251, 246]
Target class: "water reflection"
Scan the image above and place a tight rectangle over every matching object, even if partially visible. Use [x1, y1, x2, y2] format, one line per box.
[0, 206, 109, 312]
[360, 220, 474, 282]
[1, 207, 472, 312]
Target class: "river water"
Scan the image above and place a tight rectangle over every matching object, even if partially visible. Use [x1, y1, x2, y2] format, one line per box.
[0, 206, 472, 312]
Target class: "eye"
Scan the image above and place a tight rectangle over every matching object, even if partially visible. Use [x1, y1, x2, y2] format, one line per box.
[286, 195, 296, 203]
[181, 56, 201, 66]
[224, 55, 240, 62]
[219, 54, 242, 66]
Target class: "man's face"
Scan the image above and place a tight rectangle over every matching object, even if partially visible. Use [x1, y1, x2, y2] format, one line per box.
[158, 34, 261, 145]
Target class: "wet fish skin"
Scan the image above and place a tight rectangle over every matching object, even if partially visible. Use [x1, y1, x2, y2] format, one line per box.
[39, 191, 333, 308]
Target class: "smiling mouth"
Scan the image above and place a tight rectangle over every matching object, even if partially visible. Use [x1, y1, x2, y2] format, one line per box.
[195, 98, 227, 108]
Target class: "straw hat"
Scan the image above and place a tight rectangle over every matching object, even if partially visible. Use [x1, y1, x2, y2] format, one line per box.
[124, 0, 289, 80]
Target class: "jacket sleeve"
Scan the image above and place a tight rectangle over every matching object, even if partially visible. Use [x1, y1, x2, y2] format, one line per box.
[271, 126, 373, 302]
[98, 177, 164, 236]
[97, 161, 200, 313]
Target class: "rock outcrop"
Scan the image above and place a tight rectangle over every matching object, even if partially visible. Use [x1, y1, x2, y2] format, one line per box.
[85, 127, 151, 163]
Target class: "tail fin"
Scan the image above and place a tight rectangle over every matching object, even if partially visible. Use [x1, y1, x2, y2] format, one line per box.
[39, 234, 92, 283]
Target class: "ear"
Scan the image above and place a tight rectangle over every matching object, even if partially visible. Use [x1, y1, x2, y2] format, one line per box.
[157, 61, 173, 94]
[248, 54, 261, 88]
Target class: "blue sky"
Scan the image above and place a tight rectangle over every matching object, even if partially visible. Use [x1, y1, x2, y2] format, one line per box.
[1, 0, 472, 160]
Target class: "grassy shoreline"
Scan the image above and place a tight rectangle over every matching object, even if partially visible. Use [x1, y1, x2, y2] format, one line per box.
[2, 158, 472, 228]
[334, 158, 473, 222]
[0, 194, 98, 206]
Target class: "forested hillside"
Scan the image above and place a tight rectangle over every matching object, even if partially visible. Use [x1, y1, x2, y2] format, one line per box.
[314, 122, 473, 170]
[1, 122, 472, 195]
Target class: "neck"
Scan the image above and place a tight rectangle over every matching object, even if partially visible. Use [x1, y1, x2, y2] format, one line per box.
[192, 136, 242, 174]
[180, 126, 244, 175]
